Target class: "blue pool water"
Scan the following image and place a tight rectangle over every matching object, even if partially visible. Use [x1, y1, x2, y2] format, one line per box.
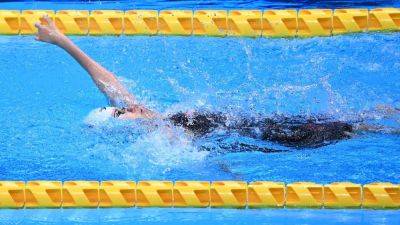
[1, 0, 400, 224]
[1, 33, 400, 225]
[2, 34, 400, 182]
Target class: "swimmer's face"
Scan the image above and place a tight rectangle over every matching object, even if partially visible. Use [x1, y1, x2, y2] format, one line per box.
[84, 106, 145, 126]
[85, 106, 155, 126]
[98, 107, 146, 120]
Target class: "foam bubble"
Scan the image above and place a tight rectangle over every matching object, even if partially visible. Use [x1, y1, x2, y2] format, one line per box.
[84, 107, 114, 127]
[120, 125, 209, 177]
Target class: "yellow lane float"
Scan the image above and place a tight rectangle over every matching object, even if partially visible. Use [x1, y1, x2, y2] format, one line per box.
[62, 181, 99, 208]
[124, 10, 158, 35]
[363, 182, 400, 209]
[323, 182, 362, 208]
[0, 8, 399, 37]
[247, 181, 285, 208]
[136, 181, 173, 207]
[0, 181, 25, 208]
[228, 10, 262, 37]
[262, 10, 297, 37]
[193, 10, 227, 36]
[286, 182, 324, 208]
[89, 10, 123, 35]
[174, 181, 210, 207]
[0, 180, 399, 209]
[210, 181, 247, 208]
[297, 9, 332, 37]
[99, 181, 136, 207]
[332, 8, 368, 34]
[55, 10, 89, 35]
[369, 8, 400, 31]
[0, 10, 19, 34]
[158, 10, 192, 36]
[25, 181, 62, 208]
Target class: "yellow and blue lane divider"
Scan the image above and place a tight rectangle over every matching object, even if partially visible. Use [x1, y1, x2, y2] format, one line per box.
[0, 181, 399, 209]
[0, 8, 399, 37]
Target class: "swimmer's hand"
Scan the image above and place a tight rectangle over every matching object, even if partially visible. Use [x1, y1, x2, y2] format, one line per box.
[34, 15, 66, 45]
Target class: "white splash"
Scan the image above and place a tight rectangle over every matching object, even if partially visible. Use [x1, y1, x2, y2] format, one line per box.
[120, 124, 209, 176]
[320, 75, 347, 115]
[84, 107, 114, 127]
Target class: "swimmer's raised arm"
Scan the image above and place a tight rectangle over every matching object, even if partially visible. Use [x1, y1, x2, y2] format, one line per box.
[34, 15, 136, 107]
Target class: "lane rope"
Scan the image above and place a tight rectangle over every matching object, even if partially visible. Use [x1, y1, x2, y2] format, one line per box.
[0, 8, 399, 37]
[0, 181, 398, 209]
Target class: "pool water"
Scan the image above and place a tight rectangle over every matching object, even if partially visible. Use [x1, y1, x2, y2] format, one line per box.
[1, 1, 400, 225]
[1, 33, 400, 224]
[1, 34, 400, 182]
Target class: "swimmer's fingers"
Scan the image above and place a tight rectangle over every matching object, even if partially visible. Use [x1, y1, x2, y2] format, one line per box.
[34, 23, 55, 44]
[34, 23, 44, 42]
[34, 17, 63, 44]
[42, 15, 57, 29]
[34, 22, 44, 30]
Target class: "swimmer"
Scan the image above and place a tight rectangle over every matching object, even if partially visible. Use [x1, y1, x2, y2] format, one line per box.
[35, 16, 400, 150]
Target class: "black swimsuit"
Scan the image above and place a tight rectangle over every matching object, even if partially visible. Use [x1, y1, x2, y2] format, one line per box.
[168, 112, 353, 149]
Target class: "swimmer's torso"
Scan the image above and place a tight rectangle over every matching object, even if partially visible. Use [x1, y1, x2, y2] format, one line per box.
[167, 111, 353, 148]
